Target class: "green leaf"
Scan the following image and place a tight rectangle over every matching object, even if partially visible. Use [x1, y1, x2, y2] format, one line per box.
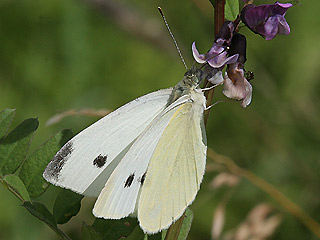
[92, 217, 138, 240]
[124, 226, 145, 240]
[23, 201, 57, 227]
[163, 209, 193, 240]
[19, 129, 73, 197]
[225, 0, 239, 21]
[148, 231, 167, 240]
[23, 201, 71, 240]
[176, 209, 193, 240]
[0, 108, 15, 141]
[0, 118, 38, 176]
[82, 222, 103, 240]
[125, 227, 167, 240]
[209, 0, 215, 8]
[53, 189, 83, 224]
[2, 174, 30, 201]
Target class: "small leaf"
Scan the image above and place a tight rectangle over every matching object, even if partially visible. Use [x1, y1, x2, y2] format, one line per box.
[209, 0, 215, 8]
[148, 231, 167, 240]
[82, 222, 103, 240]
[0, 108, 15, 141]
[23, 201, 71, 240]
[53, 189, 83, 224]
[23, 201, 57, 226]
[0, 118, 39, 175]
[19, 129, 73, 197]
[124, 226, 145, 240]
[177, 209, 193, 240]
[225, 0, 239, 21]
[164, 209, 193, 240]
[92, 217, 138, 240]
[2, 174, 30, 201]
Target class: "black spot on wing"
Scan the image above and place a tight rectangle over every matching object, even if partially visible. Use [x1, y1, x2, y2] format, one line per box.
[139, 172, 146, 185]
[44, 141, 73, 181]
[93, 154, 108, 168]
[124, 173, 135, 188]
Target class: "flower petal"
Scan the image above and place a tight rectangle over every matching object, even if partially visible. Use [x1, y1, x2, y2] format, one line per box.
[271, 2, 293, 16]
[222, 63, 252, 108]
[240, 80, 252, 108]
[192, 42, 206, 63]
[241, 2, 292, 40]
[208, 53, 239, 68]
[208, 70, 224, 85]
[264, 16, 280, 40]
[278, 16, 291, 35]
[223, 73, 245, 100]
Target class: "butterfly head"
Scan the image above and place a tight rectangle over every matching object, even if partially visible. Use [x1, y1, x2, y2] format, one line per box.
[183, 67, 203, 87]
[168, 67, 203, 104]
[176, 67, 203, 91]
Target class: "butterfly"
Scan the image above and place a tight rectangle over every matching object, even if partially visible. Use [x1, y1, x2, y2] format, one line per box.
[43, 66, 208, 234]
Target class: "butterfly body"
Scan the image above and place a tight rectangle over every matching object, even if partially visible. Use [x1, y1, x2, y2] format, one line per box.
[43, 67, 207, 234]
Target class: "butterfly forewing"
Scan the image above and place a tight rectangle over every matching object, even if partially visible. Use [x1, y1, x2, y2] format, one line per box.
[43, 89, 173, 197]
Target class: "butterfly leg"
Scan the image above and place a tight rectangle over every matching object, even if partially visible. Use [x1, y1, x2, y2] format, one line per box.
[205, 100, 226, 110]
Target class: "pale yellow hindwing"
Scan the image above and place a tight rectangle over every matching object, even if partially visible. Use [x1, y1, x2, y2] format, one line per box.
[138, 102, 207, 233]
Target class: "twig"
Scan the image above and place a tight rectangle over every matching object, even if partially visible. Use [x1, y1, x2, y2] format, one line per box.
[207, 148, 320, 238]
[204, 0, 225, 126]
[46, 108, 111, 126]
[166, 1, 226, 237]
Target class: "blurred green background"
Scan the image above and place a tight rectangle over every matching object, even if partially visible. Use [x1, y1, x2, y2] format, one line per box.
[1, 0, 320, 239]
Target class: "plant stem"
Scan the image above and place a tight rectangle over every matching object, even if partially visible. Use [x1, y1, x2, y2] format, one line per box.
[214, 0, 225, 36]
[165, 1, 226, 238]
[204, 0, 225, 126]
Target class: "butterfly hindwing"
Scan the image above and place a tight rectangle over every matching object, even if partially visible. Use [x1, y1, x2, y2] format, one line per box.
[92, 95, 191, 219]
[43, 89, 173, 197]
[138, 91, 207, 233]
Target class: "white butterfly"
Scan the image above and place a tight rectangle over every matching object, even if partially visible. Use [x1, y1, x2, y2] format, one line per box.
[43, 67, 208, 234]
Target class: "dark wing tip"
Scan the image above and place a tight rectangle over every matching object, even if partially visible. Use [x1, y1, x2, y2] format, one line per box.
[43, 141, 74, 182]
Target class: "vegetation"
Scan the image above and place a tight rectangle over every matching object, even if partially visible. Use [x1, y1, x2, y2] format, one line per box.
[0, 0, 319, 239]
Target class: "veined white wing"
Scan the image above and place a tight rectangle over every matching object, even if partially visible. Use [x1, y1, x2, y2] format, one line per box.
[138, 89, 207, 234]
[43, 88, 173, 197]
[93, 95, 191, 219]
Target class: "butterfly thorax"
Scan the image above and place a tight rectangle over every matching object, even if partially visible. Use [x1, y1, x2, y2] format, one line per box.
[168, 67, 203, 104]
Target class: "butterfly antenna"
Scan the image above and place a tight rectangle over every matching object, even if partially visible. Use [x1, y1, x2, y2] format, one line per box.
[158, 7, 188, 70]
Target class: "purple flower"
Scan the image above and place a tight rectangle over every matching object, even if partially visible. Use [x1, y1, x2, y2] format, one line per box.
[192, 21, 239, 68]
[222, 33, 252, 108]
[223, 62, 252, 108]
[203, 65, 224, 86]
[192, 42, 239, 68]
[241, 2, 292, 40]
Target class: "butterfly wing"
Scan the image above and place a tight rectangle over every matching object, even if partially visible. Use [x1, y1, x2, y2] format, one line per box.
[138, 91, 207, 234]
[43, 89, 173, 197]
[92, 95, 191, 219]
